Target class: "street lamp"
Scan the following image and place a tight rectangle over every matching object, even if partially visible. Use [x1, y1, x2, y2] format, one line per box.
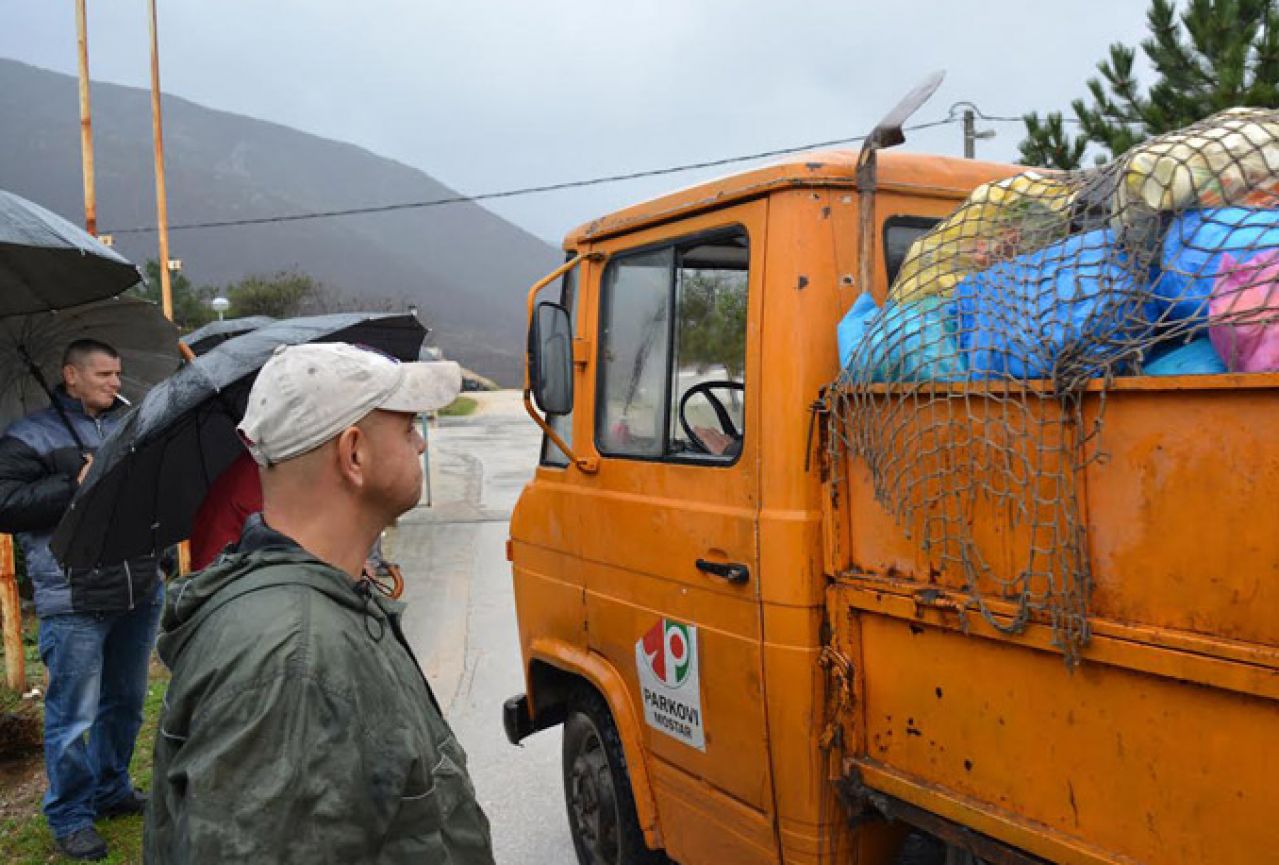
[211, 296, 230, 321]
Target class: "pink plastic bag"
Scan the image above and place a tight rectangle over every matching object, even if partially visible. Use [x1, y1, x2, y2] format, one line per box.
[1209, 251, 1279, 372]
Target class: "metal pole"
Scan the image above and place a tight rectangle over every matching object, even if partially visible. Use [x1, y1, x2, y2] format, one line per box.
[148, 0, 174, 321]
[75, 0, 97, 235]
[420, 414, 432, 507]
[963, 108, 976, 159]
[0, 534, 24, 692]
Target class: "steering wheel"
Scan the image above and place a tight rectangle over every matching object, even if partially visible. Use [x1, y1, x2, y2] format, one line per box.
[678, 380, 744, 454]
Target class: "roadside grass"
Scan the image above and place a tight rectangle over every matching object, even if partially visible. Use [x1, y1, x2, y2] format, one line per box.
[0, 642, 168, 865]
[437, 396, 478, 417]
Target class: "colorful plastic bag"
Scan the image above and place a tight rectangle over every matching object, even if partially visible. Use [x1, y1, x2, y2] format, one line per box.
[956, 229, 1146, 380]
[1208, 250, 1279, 372]
[1158, 208, 1279, 324]
[1142, 337, 1227, 376]
[890, 172, 1073, 303]
[1116, 108, 1279, 214]
[839, 292, 965, 382]
[837, 291, 879, 370]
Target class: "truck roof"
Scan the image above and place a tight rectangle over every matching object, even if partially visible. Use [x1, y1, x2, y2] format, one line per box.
[565, 149, 1021, 247]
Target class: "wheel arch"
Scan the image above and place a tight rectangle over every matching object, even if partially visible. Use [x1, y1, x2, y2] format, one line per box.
[527, 638, 664, 850]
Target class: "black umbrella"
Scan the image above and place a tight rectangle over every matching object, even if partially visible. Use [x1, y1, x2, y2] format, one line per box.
[0, 296, 181, 444]
[181, 316, 275, 356]
[0, 190, 141, 315]
[51, 312, 442, 569]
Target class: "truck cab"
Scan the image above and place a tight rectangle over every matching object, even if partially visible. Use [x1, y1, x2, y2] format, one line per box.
[506, 150, 1014, 864]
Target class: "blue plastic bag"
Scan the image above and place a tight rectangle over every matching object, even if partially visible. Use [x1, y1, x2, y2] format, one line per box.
[956, 229, 1147, 380]
[837, 291, 878, 370]
[1142, 337, 1228, 376]
[1158, 208, 1279, 323]
[838, 292, 965, 382]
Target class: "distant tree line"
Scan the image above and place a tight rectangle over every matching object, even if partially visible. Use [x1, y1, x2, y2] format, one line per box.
[134, 261, 411, 333]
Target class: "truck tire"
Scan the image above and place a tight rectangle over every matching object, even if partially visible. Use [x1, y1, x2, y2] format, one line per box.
[563, 686, 669, 865]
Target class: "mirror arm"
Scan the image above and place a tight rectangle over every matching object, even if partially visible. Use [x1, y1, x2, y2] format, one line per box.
[524, 252, 602, 474]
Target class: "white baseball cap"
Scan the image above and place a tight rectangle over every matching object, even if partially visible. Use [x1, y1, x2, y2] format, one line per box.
[237, 342, 462, 466]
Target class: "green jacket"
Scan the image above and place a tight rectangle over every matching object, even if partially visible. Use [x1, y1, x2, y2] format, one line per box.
[144, 518, 494, 865]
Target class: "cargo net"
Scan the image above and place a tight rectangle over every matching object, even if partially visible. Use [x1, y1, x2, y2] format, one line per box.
[828, 107, 1279, 661]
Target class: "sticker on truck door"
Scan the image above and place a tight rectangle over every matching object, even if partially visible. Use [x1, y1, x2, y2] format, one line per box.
[635, 618, 706, 751]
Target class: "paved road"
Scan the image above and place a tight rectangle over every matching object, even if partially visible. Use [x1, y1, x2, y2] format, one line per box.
[387, 392, 577, 864]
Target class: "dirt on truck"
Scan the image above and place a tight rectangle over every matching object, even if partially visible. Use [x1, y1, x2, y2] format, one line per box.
[505, 84, 1279, 865]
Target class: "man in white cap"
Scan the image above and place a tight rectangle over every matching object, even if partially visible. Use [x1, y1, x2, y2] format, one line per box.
[143, 343, 493, 864]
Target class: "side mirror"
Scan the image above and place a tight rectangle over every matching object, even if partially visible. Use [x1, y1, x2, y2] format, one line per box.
[528, 301, 574, 416]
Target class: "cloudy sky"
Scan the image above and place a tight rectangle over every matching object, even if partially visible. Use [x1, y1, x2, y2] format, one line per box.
[0, 1, 1152, 244]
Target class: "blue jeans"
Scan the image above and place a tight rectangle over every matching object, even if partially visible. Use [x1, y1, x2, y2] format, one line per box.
[38, 585, 164, 838]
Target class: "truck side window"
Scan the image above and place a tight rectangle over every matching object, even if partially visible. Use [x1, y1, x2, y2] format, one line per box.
[883, 215, 941, 284]
[596, 248, 674, 458]
[669, 235, 748, 460]
[596, 228, 748, 463]
[541, 262, 579, 467]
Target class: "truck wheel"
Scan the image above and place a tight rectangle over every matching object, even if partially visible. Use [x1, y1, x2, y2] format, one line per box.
[563, 687, 668, 865]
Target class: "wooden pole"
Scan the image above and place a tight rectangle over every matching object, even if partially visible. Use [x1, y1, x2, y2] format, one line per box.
[148, 0, 174, 320]
[75, 0, 97, 236]
[0, 534, 25, 692]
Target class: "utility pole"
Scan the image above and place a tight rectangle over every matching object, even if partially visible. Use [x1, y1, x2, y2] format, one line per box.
[74, 0, 97, 235]
[148, 0, 174, 320]
[955, 103, 996, 160]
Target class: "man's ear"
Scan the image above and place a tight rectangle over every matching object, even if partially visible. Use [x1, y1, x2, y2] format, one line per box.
[335, 426, 366, 487]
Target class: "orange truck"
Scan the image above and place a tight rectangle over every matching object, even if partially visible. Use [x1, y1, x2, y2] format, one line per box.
[504, 84, 1278, 865]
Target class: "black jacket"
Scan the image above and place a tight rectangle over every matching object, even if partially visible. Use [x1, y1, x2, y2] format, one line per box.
[0, 388, 160, 616]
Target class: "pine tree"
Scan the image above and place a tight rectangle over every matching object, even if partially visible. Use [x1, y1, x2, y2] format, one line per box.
[1019, 0, 1279, 169]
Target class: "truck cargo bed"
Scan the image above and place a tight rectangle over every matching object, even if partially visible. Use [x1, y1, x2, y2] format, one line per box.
[823, 372, 1279, 865]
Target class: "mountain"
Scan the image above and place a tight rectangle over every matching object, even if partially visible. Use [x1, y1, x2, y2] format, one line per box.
[0, 59, 561, 384]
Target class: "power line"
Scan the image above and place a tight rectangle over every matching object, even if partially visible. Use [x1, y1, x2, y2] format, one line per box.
[104, 116, 964, 235]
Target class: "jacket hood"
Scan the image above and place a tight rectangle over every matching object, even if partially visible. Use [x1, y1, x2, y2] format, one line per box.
[157, 544, 402, 668]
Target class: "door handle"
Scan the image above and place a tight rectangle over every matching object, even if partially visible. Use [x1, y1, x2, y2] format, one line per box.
[695, 559, 750, 585]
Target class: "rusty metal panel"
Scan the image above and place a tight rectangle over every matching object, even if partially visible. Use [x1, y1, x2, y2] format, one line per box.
[840, 606, 1277, 865]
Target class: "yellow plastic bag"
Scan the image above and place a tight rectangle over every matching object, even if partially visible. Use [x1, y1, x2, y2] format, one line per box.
[1116, 108, 1279, 214]
[890, 172, 1073, 303]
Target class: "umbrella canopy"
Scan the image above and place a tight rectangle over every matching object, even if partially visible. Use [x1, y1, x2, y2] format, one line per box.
[0, 190, 141, 315]
[52, 312, 457, 569]
[181, 316, 275, 356]
[0, 295, 180, 435]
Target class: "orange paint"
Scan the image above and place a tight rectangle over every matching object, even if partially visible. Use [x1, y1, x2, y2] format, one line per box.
[509, 151, 1278, 864]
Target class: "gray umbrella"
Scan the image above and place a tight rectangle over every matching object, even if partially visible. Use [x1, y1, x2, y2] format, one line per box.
[181, 316, 275, 356]
[0, 296, 181, 445]
[0, 190, 141, 315]
[51, 312, 460, 569]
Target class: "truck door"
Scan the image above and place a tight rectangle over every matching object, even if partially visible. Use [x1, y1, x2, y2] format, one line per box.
[578, 201, 777, 863]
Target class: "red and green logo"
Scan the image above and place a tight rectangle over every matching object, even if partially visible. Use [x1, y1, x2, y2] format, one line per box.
[641, 619, 694, 688]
